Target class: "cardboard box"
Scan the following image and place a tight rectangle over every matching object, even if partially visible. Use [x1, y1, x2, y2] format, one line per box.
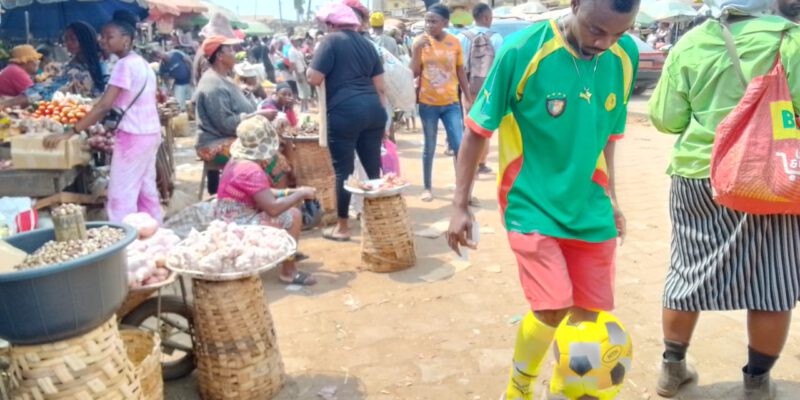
[10, 135, 90, 170]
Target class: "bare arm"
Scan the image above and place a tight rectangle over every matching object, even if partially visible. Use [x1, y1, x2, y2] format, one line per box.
[604, 140, 626, 240]
[0, 95, 30, 109]
[372, 73, 387, 107]
[411, 39, 426, 78]
[253, 188, 311, 217]
[456, 65, 472, 105]
[307, 67, 325, 86]
[447, 127, 486, 255]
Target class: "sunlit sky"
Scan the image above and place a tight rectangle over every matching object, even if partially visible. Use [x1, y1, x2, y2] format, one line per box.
[206, 0, 334, 19]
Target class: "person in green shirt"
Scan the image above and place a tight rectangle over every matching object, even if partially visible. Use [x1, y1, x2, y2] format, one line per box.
[447, 0, 639, 397]
[649, 5, 800, 399]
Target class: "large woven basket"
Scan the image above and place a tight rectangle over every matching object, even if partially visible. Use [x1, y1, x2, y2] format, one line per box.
[9, 318, 141, 400]
[120, 330, 162, 400]
[361, 194, 416, 272]
[193, 276, 284, 399]
[289, 139, 336, 224]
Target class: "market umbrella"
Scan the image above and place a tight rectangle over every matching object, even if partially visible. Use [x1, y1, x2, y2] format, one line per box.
[242, 20, 273, 37]
[640, 0, 697, 22]
[0, 0, 148, 40]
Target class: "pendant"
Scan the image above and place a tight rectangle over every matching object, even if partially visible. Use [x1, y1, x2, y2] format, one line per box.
[579, 88, 592, 104]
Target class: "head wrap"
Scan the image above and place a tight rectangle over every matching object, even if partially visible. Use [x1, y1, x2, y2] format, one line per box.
[316, 2, 361, 28]
[200, 12, 238, 39]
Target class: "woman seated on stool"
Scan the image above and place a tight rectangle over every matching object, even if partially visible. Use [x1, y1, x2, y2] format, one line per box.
[215, 115, 318, 286]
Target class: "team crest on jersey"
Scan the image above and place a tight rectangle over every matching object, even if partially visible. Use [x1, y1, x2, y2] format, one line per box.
[546, 92, 567, 118]
[605, 93, 617, 112]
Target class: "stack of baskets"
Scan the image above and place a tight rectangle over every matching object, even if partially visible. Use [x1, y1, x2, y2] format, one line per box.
[8, 318, 141, 400]
[288, 137, 337, 225]
[193, 276, 284, 399]
[121, 330, 162, 400]
[361, 194, 416, 272]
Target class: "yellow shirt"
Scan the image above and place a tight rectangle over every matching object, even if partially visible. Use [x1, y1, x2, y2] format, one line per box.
[417, 33, 463, 106]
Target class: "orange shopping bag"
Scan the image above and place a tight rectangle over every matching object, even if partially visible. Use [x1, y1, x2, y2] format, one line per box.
[711, 28, 800, 215]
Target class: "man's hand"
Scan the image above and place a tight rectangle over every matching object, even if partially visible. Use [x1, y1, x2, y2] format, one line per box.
[447, 207, 477, 257]
[613, 205, 626, 244]
[297, 186, 317, 200]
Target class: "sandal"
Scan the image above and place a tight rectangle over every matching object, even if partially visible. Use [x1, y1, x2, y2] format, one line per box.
[281, 270, 317, 286]
[323, 228, 350, 242]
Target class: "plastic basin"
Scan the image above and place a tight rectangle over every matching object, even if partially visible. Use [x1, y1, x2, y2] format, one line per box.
[0, 222, 136, 345]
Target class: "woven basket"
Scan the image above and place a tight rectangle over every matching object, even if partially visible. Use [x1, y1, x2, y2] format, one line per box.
[120, 330, 162, 400]
[118, 290, 153, 319]
[361, 194, 416, 272]
[193, 276, 284, 399]
[9, 318, 141, 400]
[289, 139, 336, 223]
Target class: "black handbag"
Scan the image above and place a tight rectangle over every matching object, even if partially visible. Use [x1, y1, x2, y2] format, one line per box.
[102, 73, 149, 131]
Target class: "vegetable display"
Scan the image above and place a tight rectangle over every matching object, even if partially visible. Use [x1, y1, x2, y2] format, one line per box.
[122, 213, 180, 288]
[167, 221, 295, 276]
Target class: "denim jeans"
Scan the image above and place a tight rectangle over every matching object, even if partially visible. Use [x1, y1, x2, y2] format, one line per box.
[419, 103, 463, 190]
[174, 84, 193, 112]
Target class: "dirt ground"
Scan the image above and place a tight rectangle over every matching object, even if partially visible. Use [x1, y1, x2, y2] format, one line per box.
[164, 103, 800, 400]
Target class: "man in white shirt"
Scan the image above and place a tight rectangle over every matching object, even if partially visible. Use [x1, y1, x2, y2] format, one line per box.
[458, 3, 503, 175]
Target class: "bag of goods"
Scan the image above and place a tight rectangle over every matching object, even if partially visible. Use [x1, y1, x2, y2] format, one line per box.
[167, 221, 295, 277]
[123, 212, 159, 239]
[374, 46, 415, 114]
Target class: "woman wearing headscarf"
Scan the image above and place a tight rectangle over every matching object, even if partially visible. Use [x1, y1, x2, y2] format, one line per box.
[194, 36, 274, 195]
[45, 11, 162, 223]
[215, 115, 317, 286]
[307, 2, 387, 241]
[649, 1, 800, 398]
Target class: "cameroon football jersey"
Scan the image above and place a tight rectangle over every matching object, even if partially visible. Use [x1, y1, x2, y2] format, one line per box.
[466, 20, 639, 242]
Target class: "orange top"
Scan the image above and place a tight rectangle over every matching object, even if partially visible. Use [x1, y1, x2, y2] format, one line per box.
[416, 33, 463, 106]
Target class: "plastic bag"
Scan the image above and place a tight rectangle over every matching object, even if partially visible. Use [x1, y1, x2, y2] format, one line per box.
[381, 139, 401, 175]
[375, 45, 416, 114]
[711, 55, 800, 214]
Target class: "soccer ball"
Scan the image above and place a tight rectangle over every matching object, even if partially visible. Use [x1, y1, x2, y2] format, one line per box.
[549, 311, 633, 400]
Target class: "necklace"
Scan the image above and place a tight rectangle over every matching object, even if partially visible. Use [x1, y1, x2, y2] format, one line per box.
[558, 18, 599, 104]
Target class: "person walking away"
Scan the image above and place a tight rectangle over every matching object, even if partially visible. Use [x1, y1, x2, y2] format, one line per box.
[369, 12, 400, 57]
[777, 0, 800, 22]
[289, 36, 311, 112]
[458, 3, 503, 175]
[307, 2, 387, 241]
[447, 0, 639, 397]
[648, 3, 800, 398]
[413, 4, 472, 202]
[44, 11, 163, 223]
[156, 48, 193, 112]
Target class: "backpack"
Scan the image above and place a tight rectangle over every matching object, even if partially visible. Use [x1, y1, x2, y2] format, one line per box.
[463, 30, 495, 102]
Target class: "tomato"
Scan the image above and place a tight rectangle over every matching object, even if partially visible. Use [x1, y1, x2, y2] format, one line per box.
[76, 112, 86, 119]
[67, 112, 75, 118]
[68, 118, 78, 124]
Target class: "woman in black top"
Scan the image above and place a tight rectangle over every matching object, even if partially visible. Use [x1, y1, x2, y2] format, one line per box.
[308, 2, 387, 242]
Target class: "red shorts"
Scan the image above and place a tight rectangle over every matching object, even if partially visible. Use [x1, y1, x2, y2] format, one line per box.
[507, 232, 617, 312]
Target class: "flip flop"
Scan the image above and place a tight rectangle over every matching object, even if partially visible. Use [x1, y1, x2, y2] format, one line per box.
[323, 228, 350, 242]
[281, 270, 317, 286]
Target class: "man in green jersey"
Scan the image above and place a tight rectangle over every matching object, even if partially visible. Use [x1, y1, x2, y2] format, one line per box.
[447, 0, 639, 397]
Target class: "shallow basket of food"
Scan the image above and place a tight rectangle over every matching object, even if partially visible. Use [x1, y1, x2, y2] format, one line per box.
[0, 222, 136, 345]
[166, 221, 296, 282]
[344, 174, 410, 199]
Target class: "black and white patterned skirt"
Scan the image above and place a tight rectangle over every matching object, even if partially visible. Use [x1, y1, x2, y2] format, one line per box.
[663, 176, 800, 312]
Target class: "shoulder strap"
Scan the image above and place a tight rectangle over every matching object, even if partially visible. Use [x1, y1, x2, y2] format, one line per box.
[719, 21, 747, 87]
[122, 68, 149, 115]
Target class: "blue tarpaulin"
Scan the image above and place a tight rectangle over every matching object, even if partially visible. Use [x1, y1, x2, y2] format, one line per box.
[0, 0, 148, 41]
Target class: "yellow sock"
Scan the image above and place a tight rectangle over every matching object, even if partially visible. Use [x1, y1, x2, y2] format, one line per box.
[506, 311, 558, 400]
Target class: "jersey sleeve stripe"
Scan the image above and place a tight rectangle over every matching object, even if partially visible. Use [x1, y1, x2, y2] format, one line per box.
[609, 44, 634, 104]
[466, 116, 494, 138]
[515, 37, 562, 101]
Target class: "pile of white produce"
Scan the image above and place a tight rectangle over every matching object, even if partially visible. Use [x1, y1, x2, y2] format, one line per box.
[123, 213, 180, 288]
[167, 221, 295, 276]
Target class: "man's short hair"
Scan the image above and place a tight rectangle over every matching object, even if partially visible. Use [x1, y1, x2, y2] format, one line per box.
[472, 3, 492, 20]
[605, 0, 639, 13]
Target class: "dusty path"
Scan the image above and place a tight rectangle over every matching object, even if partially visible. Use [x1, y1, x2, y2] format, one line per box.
[165, 116, 800, 399]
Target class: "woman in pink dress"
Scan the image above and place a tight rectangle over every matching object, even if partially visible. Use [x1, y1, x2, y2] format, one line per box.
[45, 11, 162, 223]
